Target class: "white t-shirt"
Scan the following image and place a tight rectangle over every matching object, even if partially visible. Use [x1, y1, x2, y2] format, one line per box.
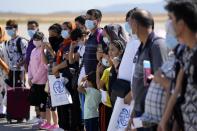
[77, 44, 86, 85]
[118, 35, 140, 82]
[77, 44, 85, 66]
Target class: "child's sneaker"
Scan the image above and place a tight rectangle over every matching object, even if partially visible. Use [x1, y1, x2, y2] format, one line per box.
[47, 124, 59, 131]
[26, 116, 40, 124]
[40, 122, 52, 130]
[32, 119, 45, 129]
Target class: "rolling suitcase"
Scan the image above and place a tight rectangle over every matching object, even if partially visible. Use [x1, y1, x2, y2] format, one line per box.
[6, 68, 30, 123]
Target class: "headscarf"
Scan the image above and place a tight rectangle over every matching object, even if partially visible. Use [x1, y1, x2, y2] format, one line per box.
[0, 25, 8, 42]
[104, 24, 127, 49]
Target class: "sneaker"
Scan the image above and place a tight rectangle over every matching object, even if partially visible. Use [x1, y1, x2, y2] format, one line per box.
[32, 119, 45, 129]
[26, 117, 40, 124]
[40, 122, 52, 130]
[47, 124, 59, 131]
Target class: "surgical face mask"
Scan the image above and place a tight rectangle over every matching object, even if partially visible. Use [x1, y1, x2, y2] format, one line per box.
[28, 29, 37, 38]
[125, 22, 132, 34]
[165, 20, 176, 37]
[6, 29, 15, 37]
[101, 58, 110, 67]
[61, 30, 70, 39]
[165, 20, 178, 49]
[165, 34, 178, 49]
[33, 40, 42, 47]
[103, 37, 110, 44]
[85, 20, 95, 30]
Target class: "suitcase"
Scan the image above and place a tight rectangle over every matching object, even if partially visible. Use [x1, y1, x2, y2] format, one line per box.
[6, 68, 30, 123]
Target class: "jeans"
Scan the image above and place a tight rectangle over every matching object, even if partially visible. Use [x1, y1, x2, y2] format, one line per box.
[85, 117, 99, 131]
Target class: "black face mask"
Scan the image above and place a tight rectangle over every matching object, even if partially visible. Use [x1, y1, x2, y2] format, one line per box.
[48, 36, 63, 52]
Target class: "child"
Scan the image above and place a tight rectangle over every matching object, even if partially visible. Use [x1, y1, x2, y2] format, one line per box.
[28, 31, 48, 126]
[78, 71, 101, 131]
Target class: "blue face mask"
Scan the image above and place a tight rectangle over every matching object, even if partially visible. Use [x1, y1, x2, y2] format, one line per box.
[6, 29, 15, 37]
[125, 22, 132, 34]
[61, 30, 70, 39]
[85, 20, 95, 30]
[165, 34, 178, 49]
[28, 29, 37, 38]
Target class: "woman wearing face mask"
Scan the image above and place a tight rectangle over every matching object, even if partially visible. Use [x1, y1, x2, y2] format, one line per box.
[0, 25, 9, 117]
[28, 31, 48, 126]
[96, 40, 124, 131]
[48, 23, 64, 53]
[52, 21, 82, 131]
[68, 28, 87, 129]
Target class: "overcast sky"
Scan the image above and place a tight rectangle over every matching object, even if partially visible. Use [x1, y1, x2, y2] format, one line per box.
[1, 0, 163, 14]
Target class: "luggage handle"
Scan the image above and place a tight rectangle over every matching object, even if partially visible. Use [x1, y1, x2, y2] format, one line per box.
[12, 66, 26, 90]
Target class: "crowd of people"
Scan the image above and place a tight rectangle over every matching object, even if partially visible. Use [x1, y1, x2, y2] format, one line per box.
[0, 0, 197, 131]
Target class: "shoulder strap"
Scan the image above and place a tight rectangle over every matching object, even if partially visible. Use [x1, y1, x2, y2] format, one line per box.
[96, 29, 103, 44]
[16, 37, 22, 55]
[148, 37, 164, 73]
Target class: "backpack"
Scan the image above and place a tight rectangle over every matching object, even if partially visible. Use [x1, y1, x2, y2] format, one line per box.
[16, 37, 28, 55]
[96, 29, 103, 44]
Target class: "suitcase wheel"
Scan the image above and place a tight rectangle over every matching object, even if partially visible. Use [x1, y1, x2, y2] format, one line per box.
[6, 118, 12, 124]
[17, 119, 23, 123]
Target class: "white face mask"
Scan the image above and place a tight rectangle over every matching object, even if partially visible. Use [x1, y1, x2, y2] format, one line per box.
[165, 20, 176, 37]
[6, 29, 16, 37]
[165, 20, 178, 49]
[103, 37, 110, 44]
[101, 58, 110, 67]
[125, 22, 132, 34]
[28, 29, 37, 38]
[33, 40, 42, 47]
[85, 20, 95, 30]
[61, 30, 70, 39]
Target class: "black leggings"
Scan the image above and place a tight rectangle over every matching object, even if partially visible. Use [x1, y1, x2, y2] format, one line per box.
[29, 84, 47, 112]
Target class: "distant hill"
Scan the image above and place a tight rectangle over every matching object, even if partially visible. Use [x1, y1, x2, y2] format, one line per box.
[0, 1, 167, 23]
[99, 1, 166, 14]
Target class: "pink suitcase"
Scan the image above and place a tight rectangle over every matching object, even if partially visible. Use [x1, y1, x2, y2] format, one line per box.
[6, 69, 30, 123]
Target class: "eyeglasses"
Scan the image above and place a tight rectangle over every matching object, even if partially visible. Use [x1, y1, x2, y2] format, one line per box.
[5, 26, 14, 30]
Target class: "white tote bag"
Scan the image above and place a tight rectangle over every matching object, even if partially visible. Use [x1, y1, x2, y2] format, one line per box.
[107, 97, 134, 131]
[48, 75, 72, 107]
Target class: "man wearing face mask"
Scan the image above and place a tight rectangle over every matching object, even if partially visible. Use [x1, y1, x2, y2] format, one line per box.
[5, 19, 28, 87]
[128, 9, 168, 131]
[157, 1, 197, 131]
[83, 9, 106, 76]
[25, 20, 39, 71]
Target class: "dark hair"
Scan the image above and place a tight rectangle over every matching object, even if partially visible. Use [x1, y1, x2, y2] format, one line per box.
[70, 28, 85, 41]
[33, 31, 44, 40]
[6, 19, 18, 28]
[87, 71, 97, 88]
[131, 9, 154, 29]
[48, 23, 62, 35]
[165, 0, 197, 33]
[62, 21, 73, 31]
[125, 7, 138, 21]
[111, 40, 124, 51]
[104, 24, 127, 47]
[87, 9, 102, 21]
[75, 15, 86, 25]
[27, 20, 39, 27]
